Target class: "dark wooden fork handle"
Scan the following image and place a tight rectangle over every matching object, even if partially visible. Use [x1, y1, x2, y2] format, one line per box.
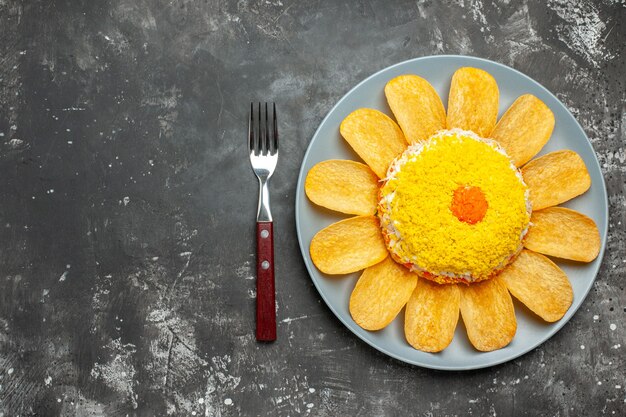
[256, 222, 276, 341]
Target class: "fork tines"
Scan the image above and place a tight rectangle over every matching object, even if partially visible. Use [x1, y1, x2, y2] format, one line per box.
[249, 102, 278, 156]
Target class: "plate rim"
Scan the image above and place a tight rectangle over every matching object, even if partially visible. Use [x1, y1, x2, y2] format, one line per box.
[294, 54, 609, 370]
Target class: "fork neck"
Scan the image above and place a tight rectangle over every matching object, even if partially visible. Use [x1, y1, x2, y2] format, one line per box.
[257, 177, 273, 222]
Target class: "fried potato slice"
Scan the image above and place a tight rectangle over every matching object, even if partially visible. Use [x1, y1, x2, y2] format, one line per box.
[524, 207, 600, 262]
[349, 257, 417, 330]
[459, 278, 516, 352]
[500, 250, 573, 322]
[384, 75, 446, 144]
[490, 94, 555, 167]
[404, 279, 460, 352]
[339, 108, 407, 178]
[446, 67, 499, 137]
[521, 150, 591, 210]
[310, 216, 388, 275]
[305, 160, 379, 216]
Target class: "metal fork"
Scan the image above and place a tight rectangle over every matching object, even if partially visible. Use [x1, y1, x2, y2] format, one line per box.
[249, 102, 278, 342]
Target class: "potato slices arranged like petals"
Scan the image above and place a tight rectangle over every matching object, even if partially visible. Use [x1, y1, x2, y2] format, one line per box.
[500, 250, 573, 322]
[490, 94, 555, 167]
[521, 150, 591, 210]
[404, 279, 460, 352]
[525, 207, 600, 262]
[446, 67, 499, 137]
[340, 108, 407, 178]
[305, 160, 379, 216]
[384, 75, 446, 144]
[310, 216, 387, 275]
[349, 257, 417, 331]
[460, 278, 516, 352]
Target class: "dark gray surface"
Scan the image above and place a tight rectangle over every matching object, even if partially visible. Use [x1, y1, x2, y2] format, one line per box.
[0, 0, 624, 416]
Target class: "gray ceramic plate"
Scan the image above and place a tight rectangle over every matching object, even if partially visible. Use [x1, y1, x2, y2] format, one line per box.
[295, 55, 608, 370]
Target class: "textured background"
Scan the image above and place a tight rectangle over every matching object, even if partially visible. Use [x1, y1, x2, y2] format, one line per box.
[0, 0, 624, 416]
